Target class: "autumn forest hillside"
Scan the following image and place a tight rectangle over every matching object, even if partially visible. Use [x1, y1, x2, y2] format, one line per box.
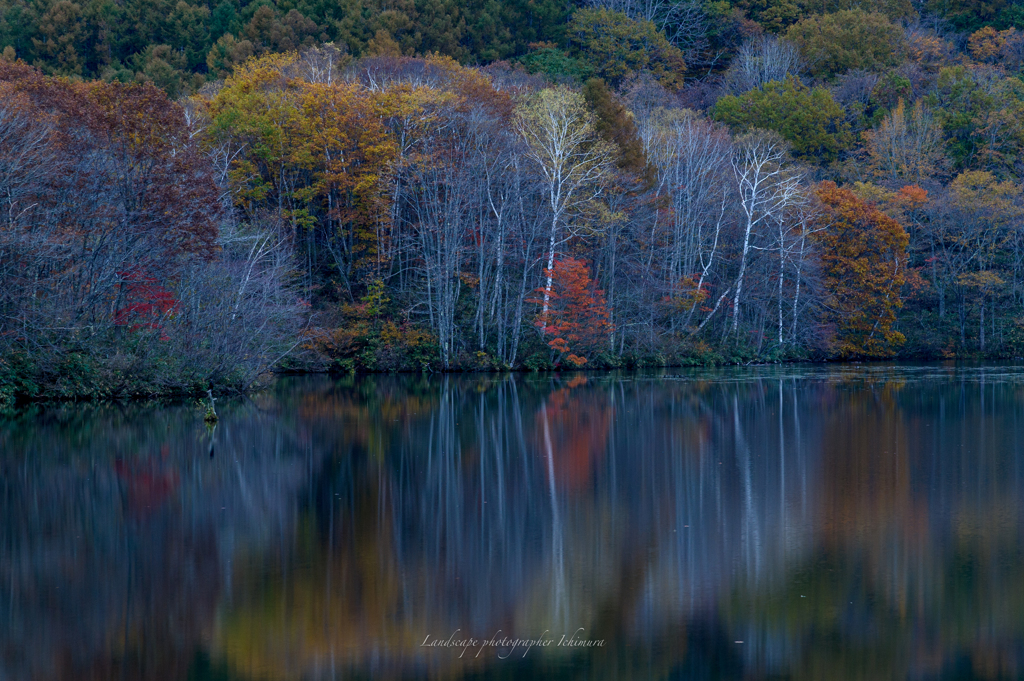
[3, 0, 1024, 405]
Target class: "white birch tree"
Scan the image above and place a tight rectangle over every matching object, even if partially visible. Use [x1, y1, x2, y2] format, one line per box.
[730, 133, 803, 334]
[514, 86, 613, 331]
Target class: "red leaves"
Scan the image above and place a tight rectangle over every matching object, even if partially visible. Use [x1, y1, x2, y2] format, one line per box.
[114, 269, 180, 340]
[529, 257, 612, 366]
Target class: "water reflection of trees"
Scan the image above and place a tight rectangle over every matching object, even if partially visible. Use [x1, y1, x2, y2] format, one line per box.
[4, 368, 1024, 679]
[0, 396, 326, 680]
[212, 372, 825, 677]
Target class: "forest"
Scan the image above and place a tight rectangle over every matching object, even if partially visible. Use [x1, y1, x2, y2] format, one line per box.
[3, 0, 1024, 404]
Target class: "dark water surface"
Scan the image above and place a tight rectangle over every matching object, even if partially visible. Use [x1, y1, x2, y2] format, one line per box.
[4, 365, 1024, 680]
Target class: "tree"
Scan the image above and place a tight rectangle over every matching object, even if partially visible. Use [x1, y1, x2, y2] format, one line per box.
[723, 34, 803, 95]
[865, 98, 945, 185]
[968, 26, 1016, 64]
[132, 44, 190, 98]
[581, 78, 651, 176]
[31, 0, 87, 75]
[809, 0, 915, 21]
[242, 6, 324, 55]
[207, 50, 396, 299]
[402, 91, 488, 368]
[733, 0, 802, 33]
[869, 71, 912, 111]
[811, 181, 909, 357]
[530, 257, 612, 365]
[582, 0, 712, 63]
[927, 65, 1024, 175]
[944, 171, 1021, 350]
[518, 42, 594, 82]
[514, 85, 613, 333]
[785, 9, 907, 79]
[0, 0, 576, 92]
[0, 61, 298, 397]
[206, 34, 255, 78]
[567, 8, 686, 90]
[730, 132, 803, 334]
[923, 0, 1011, 33]
[713, 76, 853, 163]
[636, 106, 732, 330]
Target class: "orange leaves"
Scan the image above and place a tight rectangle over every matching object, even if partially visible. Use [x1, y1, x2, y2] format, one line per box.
[811, 182, 910, 358]
[661, 275, 708, 315]
[968, 26, 1016, 63]
[907, 29, 955, 72]
[898, 184, 928, 207]
[529, 257, 612, 366]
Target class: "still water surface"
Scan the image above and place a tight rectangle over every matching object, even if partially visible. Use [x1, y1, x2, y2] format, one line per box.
[4, 365, 1024, 680]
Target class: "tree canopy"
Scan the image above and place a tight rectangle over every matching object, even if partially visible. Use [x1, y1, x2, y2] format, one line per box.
[785, 9, 907, 79]
[712, 76, 853, 162]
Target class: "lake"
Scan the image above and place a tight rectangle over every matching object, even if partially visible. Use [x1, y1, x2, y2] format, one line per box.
[3, 365, 1024, 680]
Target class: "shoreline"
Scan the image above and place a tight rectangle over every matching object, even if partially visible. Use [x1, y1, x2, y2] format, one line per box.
[5, 355, 1022, 413]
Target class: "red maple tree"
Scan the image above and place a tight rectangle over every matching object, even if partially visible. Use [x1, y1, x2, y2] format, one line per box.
[530, 257, 612, 367]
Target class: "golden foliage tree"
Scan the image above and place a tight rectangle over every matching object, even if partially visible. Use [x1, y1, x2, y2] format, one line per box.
[812, 181, 910, 357]
[865, 99, 945, 184]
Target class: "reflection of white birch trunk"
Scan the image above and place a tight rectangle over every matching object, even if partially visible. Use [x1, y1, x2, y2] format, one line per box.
[733, 395, 761, 579]
[542, 402, 567, 629]
[779, 379, 785, 529]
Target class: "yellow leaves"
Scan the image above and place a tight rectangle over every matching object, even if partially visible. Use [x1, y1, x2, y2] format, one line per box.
[228, 159, 271, 206]
[864, 98, 943, 184]
[957, 270, 1005, 291]
[206, 52, 520, 290]
[948, 171, 1023, 235]
[222, 51, 299, 93]
[516, 85, 594, 144]
[282, 207, 315, 230]
[851, 181, 895, 206]
[662, 276, 707, 315]
[950, 170, 1021, 204]
[209, 58, 396, 198]
[515, 85, 614, 211]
